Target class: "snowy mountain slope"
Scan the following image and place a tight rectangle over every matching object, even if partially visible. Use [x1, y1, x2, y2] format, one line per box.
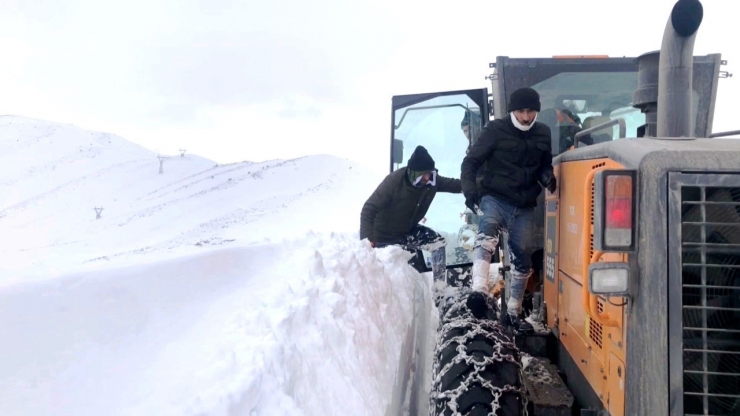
[0, 115, 159, 205]
[0, 116, 385, 284]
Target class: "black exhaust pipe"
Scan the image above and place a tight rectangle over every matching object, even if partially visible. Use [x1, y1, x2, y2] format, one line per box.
[656, 0, 703, 138]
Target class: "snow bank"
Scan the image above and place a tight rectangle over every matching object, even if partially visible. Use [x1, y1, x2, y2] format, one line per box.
[0, 231, 433, 416]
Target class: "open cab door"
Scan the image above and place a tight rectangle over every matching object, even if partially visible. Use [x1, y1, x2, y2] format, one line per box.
[390, 88, 490, 269]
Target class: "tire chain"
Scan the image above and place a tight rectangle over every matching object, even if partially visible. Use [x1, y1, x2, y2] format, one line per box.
[430, 285, 528, 416]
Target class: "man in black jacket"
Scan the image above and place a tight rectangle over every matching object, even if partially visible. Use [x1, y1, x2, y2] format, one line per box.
[460, 87, 557, 333]
[361, 145, 462, 282]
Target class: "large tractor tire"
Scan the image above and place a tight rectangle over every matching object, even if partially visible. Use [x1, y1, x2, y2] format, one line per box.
[430, 286, 527, 415]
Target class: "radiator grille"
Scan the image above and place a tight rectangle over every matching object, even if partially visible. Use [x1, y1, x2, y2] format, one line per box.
[680, 185, 740, 415]
[591, 182, 595, 259]
[589, 298, 604, 349]
[588, 163, 606, 350]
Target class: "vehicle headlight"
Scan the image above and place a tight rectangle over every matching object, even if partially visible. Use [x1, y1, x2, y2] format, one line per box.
[589, 262, 630, 296]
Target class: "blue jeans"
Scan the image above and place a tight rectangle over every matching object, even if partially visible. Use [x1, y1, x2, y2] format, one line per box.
[474, 195, 535, 315]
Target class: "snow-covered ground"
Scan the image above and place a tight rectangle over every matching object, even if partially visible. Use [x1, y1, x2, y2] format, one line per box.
[0, 116, 464, 415]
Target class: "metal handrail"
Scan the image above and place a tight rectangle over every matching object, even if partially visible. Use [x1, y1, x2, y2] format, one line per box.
[574, 118, 627, 148]
[709, 129, 740, 138]
[394, 104, 472, 130]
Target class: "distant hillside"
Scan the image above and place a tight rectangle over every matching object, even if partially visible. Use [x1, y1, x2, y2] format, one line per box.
[0, 116, 384, 284]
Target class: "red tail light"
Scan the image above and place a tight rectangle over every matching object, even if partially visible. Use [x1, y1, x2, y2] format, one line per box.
[595, 170, 637, 251]
[605, 175, 633, 246]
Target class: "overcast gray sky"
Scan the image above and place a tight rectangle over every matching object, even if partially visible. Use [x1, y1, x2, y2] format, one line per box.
[1, 0, 738, 175]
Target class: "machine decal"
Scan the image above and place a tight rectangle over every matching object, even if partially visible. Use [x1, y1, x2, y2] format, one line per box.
[545, 215, 557, 283]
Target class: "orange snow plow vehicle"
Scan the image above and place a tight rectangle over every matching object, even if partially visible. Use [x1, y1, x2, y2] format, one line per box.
[389, 0, 740, 414]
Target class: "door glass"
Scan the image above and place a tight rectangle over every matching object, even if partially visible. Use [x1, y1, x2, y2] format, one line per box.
[522, 71, 646, 154]
[392, 93, 482, 266]
[501, 56, 719, 153]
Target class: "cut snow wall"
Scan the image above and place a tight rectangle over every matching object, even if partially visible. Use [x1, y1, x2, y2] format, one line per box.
[386, 273, 435, 416]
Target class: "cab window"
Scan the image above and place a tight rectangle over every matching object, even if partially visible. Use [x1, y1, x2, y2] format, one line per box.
[524, 71, 647, 155]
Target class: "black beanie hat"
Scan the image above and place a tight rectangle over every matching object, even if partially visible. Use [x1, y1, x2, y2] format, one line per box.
[508, 87, 541, 112]
[407, 145, 435, 171]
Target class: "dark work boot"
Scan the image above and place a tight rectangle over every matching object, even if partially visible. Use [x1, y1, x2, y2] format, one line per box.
[503, 312, 534, 334]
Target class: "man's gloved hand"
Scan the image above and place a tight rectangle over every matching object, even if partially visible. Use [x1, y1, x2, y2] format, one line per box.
[464, 191, 480, 212]
[545, 176, 557, 194]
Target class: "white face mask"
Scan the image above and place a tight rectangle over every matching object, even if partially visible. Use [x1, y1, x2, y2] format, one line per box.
[511, 112, 538, 131]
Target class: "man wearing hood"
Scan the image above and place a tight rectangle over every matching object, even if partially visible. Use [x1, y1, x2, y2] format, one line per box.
[460, 109, 482, 154]
[460, 87, 556, 334]
[360, 145, 462, 282]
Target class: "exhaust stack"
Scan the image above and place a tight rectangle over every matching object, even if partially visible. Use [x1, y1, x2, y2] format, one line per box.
[656, 0, 703, 138]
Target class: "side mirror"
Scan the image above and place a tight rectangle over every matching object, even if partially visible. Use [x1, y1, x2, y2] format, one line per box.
[392, 139, 404, 165]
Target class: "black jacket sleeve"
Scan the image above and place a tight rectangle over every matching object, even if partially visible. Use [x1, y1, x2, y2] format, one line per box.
[360, 175, 394, 241]
[461, 123, 496, 194]
[436, 175, 462, 194]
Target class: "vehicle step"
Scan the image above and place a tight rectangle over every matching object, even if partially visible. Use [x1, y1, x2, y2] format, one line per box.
[515, 330, 551, 358]
[523, 356, 574, 416]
